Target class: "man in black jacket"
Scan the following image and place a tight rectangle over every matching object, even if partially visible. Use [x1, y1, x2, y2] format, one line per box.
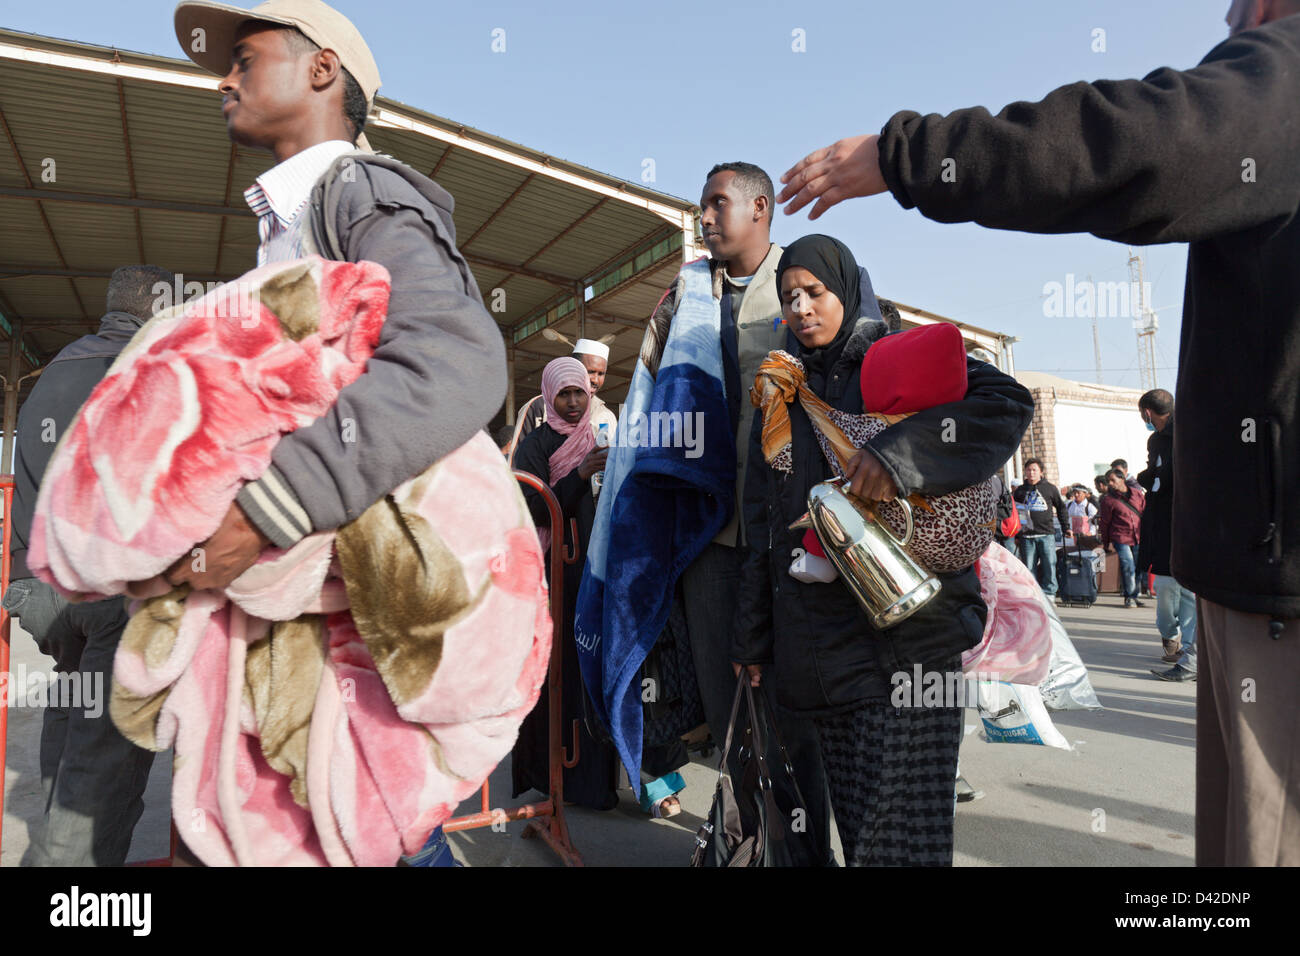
[1139, 389, 1199, 681]
[1012, 459, 1070, 598]
[777, 0, 1300, 866]
[2, 265, 173, 866]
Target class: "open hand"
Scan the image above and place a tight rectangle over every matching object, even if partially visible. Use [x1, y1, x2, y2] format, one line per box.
[778, 134, 887, 220]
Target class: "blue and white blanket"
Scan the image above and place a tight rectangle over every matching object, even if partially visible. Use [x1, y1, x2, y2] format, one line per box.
[574, 258, 734, 789]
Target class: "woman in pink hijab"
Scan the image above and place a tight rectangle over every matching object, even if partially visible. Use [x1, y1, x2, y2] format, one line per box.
[510, 356, 619, 811]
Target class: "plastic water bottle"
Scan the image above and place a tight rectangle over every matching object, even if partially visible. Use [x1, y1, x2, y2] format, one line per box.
[592, 422, 610, 498]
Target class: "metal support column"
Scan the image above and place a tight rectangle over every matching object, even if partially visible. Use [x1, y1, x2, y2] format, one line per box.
[505, 347, 517, 426]
[2, 321, 22, 474]
[575, 282, 586, 339]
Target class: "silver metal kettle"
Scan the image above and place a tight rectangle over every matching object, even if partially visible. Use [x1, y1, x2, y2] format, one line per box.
[790, 477, 941, 630]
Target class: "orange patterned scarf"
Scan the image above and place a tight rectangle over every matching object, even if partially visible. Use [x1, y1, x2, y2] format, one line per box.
[752, 351, 911, 472]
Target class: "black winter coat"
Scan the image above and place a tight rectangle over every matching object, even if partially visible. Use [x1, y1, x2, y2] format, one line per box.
[1137, 418, 1175, 577]
[732, 319, 1035, 716]
[876, 17, 1300, 617]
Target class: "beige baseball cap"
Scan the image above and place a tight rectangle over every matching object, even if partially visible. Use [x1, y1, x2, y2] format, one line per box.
[174, 0, 381, 107]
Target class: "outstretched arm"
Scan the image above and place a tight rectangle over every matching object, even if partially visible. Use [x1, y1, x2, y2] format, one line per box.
[780, 20, 1300, 243]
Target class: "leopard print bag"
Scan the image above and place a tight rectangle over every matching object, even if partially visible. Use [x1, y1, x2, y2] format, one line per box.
[812, 409, 996, 573]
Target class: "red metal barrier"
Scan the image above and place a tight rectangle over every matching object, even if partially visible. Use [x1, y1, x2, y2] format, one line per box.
[442, 471, 583, 866]
[0, 476, 12, 857]
[0, 470, 581, 867]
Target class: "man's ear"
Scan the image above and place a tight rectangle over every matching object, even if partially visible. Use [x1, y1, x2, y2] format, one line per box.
[1258, 0, 1290, 27]
[309, 47, 343, 92]
[752, 194, 770, 223]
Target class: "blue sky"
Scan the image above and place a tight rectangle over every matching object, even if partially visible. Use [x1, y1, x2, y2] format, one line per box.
[5, 0, 1238, 389]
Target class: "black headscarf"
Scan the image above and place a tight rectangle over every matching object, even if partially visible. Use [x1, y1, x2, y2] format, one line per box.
[776, 234, 863, 388]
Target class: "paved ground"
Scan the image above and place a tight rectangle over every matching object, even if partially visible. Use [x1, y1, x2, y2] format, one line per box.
[2, 592, 1194, 867]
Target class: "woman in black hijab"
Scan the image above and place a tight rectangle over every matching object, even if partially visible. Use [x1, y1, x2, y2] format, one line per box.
[732, 234, 1034, 866]
[778, 234, 862, 387]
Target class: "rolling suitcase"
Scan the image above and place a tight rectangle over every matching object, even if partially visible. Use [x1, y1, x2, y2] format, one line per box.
[1056, 543, 1098, 607]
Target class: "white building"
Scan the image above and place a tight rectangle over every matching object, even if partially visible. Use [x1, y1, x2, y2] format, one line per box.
[1014, 371, 1153, 490]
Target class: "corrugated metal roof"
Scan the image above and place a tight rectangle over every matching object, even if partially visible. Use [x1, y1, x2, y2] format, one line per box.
[0, 27, 699, 409]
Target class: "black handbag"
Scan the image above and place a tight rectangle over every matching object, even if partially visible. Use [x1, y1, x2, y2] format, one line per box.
[690, 674, 826, 867]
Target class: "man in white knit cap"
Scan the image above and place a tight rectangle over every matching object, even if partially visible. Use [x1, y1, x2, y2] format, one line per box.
[509, 338, 617, 461]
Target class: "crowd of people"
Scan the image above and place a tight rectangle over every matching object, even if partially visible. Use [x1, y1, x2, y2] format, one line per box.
[3, 0, 1297, 869]
[994, 387, 1198, 685]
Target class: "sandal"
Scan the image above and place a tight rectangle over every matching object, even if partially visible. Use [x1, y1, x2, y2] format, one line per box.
[651, 795, 681, 818]
[639, 771, 686, 817]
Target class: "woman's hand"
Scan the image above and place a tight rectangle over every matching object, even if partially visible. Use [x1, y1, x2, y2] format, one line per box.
[577, 447, 609, 481]
[732, 661, 762, 687]
[842, 449, 899, 502]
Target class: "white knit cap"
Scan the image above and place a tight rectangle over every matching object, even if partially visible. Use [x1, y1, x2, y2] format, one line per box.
[572, 338, 610, 360]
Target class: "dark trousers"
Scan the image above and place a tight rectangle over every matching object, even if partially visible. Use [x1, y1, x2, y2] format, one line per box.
[2, 578, 155, 866]
[679, 542, 835, 864]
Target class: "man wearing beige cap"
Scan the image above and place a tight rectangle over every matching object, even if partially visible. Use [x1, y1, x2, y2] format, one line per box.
[167, 0, 505, 865]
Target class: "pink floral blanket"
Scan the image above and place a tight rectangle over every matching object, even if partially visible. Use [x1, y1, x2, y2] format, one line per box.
[29, 257, 550, 865]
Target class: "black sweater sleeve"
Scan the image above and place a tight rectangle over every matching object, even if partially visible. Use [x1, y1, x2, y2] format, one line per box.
[863, 360, 1034, 498]
[877, 18, 1300, 245]
[733, 412, 776, 665]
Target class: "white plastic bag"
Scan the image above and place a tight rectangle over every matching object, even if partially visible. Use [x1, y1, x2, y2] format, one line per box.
[1037, 596, 1103, 712]
[975, 680, 1072, 750]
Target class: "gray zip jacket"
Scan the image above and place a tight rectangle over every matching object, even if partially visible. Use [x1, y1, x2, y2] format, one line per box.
[235, 152, 506, 547]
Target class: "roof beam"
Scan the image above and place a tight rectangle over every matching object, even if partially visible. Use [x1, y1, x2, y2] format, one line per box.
[462, 172, 535, 249]
[461, 253, 573, 290]
[115, 77, 147, 264]
[585, 311, 644, 330]
[497, 196, 610, 292]
[429, 144, 455, 179]
[0, 188, 581, 289]
[0, 185, 252, 217]
[586, 238, 680, 312]
[214, 141, 238, 275]
[0, 106, 89, 321]
[3, 318, 105, 328]
[0, 289, 40, 371]
[0, 268, 228, 283]
[369, 107, 696, 229]
[508, 228, 680, 344]
[582, 223, 678, 291]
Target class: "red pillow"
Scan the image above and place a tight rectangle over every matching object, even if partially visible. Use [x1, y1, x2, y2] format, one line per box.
[802, 528, 826, 559]
[860, 322, 968, 415]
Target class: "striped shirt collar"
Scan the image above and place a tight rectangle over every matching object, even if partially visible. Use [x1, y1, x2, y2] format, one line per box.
[243, 139, 355, 226]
